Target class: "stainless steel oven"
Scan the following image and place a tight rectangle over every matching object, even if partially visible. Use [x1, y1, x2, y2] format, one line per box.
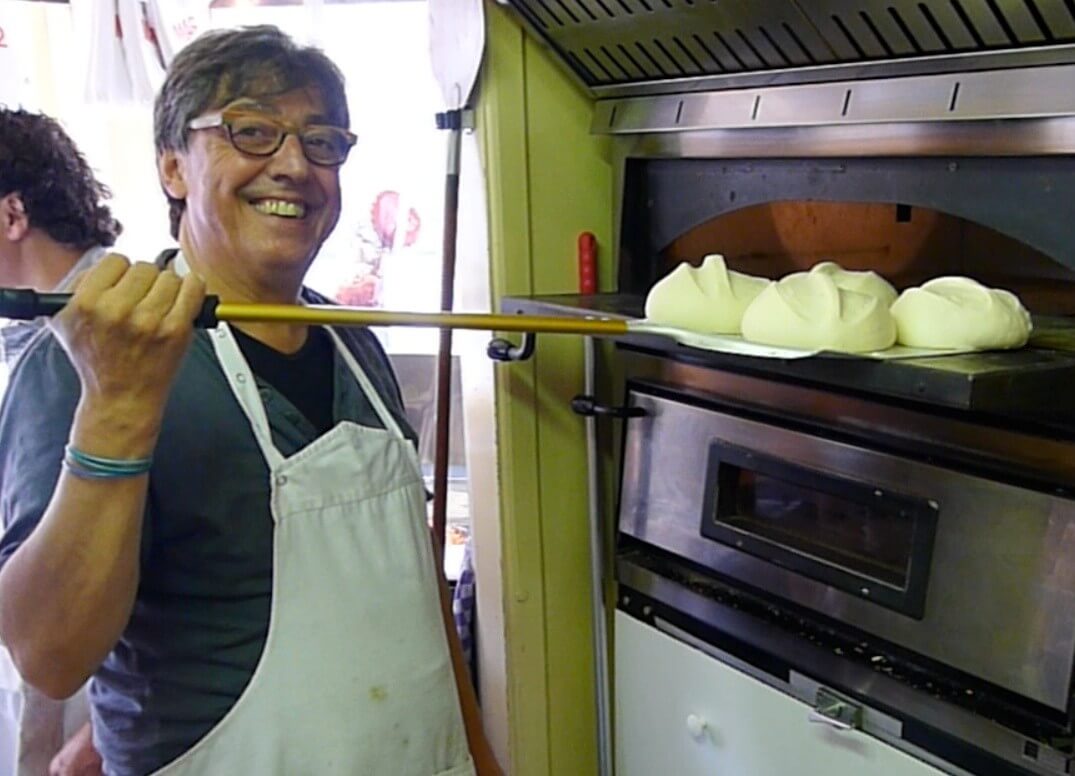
[619, 370, 1075, 706]
[497, 1, 1075, 773]
[607, 356, 1075, 775]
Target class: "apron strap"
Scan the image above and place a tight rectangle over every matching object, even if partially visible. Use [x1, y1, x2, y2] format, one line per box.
[210, 323, 287, 469]
[323, 327, 407, 441]
[173, 250, 406, 458]
[172, 251, 285, 467]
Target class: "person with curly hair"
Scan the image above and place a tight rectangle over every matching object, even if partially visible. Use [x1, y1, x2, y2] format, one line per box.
[0, 107, 122, 365]
[0, 106, 119, 776]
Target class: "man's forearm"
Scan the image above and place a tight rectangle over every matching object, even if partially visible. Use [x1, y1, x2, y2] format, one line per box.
[0, 403, 155, 698]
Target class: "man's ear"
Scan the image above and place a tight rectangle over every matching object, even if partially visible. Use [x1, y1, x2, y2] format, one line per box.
[158, 149, 188, 201]
[0, 193, 30, 242]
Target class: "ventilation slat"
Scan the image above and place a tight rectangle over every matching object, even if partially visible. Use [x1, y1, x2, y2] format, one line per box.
[984, 0, 1048, 41]
[651, 38, 691, 75]
[552, 0, 581, 24]
[564, 51, 598, 83]
[688, 32, 729, 72]
[781, 22, 820, 63]
[580, 0, 615, 19]
[570, 0, 600, 21]
[829, 12, 896, 57]
[713, 30, 758, 70]
[632, 41, 669, 77]
[1028, 0, 1075, 39]
[600, 44, 641, 79]
[534, 0, 565, 26]
[829, 13, 875, 57]
[759, 23, 815, 64]
[733, 28, 776, 67]
[952, 0, 1023, 44]
[615, 42, 651, 78]
[582, 48, 617, 81]
[670, 36, 708, 73]
[515, 0, 550, 29]
[860, 9, 918, 54]
[887, 5, 947, 51]
[740, 27, 786, 66]
[915, 2, 977, 49]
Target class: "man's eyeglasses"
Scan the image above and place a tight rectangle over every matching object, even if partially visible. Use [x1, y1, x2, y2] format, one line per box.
[188, 110, 357, 167]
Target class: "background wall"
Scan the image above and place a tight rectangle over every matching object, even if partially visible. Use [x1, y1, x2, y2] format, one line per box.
[479, 4, 615, 773]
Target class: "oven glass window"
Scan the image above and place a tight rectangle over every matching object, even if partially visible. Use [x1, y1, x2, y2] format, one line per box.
[725, 467, 915, 588]
[700, 441, 938, 616]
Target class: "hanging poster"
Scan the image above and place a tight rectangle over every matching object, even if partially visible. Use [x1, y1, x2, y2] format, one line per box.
[0, 2, 36, 109]
[145, 0, 210, 65]
[80, 0, 135, 104]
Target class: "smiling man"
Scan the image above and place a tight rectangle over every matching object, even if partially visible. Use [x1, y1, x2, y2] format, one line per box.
[0, 26, 499, 776]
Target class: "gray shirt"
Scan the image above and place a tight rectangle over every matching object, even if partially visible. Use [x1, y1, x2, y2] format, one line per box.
[0, 245, 107, 369]
[0, 286, 416, 775]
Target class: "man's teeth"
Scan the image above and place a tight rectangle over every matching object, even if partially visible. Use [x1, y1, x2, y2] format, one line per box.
[253, 200, 306, 218]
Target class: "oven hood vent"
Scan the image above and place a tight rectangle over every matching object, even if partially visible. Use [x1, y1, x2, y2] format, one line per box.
[503, 0, 1075, 98]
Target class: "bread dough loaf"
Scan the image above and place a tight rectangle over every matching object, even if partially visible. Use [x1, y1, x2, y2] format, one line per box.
[810, 261, 898, 308]
[741, 270, 897, 352]
[891, 277, 1032, 349]
[644, 254, 770, 334]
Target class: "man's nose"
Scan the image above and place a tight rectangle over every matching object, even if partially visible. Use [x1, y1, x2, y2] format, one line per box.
[267, 133, 310, 179]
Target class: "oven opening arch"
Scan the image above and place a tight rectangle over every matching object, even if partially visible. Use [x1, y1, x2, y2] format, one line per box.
[619, 156, 1075, 317]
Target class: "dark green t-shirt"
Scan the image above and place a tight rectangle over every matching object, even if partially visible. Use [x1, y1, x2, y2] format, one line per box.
[0, 294, 416, 775]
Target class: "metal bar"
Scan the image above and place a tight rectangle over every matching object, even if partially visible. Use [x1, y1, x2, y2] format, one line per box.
[588, 43, 1075, 98]
[215, 304, 632, 335]
[593, 62, 1075, 135]
[583, 336, 613, 776]
[0, 288, 635, 335]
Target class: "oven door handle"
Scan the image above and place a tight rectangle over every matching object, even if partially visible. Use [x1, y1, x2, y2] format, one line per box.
[807, 688, 862, 732]
[571, 395, 647, 419]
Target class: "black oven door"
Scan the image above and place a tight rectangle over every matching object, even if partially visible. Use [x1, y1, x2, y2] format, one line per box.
[699, 441, 937, 618]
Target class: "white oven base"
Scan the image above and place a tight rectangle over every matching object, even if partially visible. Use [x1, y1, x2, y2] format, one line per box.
[614, 610, 952, 776]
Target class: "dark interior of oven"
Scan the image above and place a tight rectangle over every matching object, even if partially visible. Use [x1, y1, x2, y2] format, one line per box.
[619, 155, 1075, 308]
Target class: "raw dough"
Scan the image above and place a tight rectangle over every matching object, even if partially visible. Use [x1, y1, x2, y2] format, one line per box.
[644, 255, 770, 334]
[890, 277, 1032, 350]
[810, 261, 898, 308]
[741, 270, 897, 353]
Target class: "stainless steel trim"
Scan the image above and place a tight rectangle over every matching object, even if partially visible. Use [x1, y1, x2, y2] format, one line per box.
[614, 117, 1075, 158]
[592, 47, 1075, 99]
[594, 64, 1075, 134]
[618, 389, 1075, 710]
[623, 563, 1066, 776]
[626, 355, 1075, 487]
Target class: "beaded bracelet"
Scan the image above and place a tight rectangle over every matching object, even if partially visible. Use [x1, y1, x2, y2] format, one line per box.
[63, 446, 153, 480]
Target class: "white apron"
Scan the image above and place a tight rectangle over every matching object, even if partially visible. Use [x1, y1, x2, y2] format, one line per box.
[150, 321, 474, 776]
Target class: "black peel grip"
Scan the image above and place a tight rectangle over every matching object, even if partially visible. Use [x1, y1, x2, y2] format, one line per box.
[0, 288, 220, 328]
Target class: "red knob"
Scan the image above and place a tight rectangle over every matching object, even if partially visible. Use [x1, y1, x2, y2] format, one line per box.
[578, 232, 597, 295]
